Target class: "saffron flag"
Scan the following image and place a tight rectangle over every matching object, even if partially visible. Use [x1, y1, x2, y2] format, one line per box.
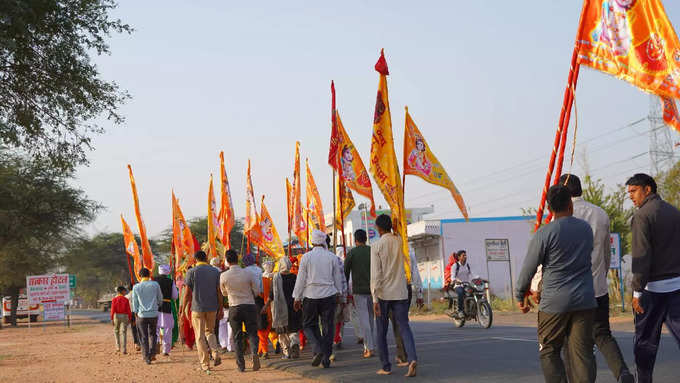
[219, 151, 235, 249]
[576, 0, 680, 133]
[127, 165, 154, 271]
[335, 177, 355, 230]
[328, 82, 377, 216]
[369, 49, 410, 283]
[404, 108, 469, 220]
[257, 196, 285, 259]
[305, 159, 326, 231]
[207, 175, 219, 259]
[172, 191, 195, 275]
[286, 177, 293, 233]
[171, 193, 183, 273]
[292, 142, 308, 247]
[245, 160, 259, 234]
[121, 215, 142, 281]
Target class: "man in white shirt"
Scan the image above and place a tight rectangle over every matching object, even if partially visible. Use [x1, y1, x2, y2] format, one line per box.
[453, 250, 473, 316]
[292, 229, 345, 369]
[560, 174, 633, 383]
[371, 214, 418, 377]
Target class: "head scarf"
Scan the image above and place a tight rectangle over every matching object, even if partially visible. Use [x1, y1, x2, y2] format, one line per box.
[272, 256, 294, 330]
[158, 264, 171, 275]
[311, 229, 327, 247]
[242, 253, 256, 267]
[278, 256, 292, 275]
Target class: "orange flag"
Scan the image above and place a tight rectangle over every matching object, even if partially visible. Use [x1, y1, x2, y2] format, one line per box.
[404, 107, 469, 220]
[121, 215, 142, 281]
[286, 177, 293, 233]
[207, 175, 219, 259]
[292, 142, 307, 247]
[328, 82, 377, 216]
[245, 159, 260, 240]
[127, 165, 154, 271]
[369, 49, 410, 282]
[305, 159, 326, 231]
[576, 0, 680, 133]
[219, 152, 235, 249]
[257, 196, 285, 259]
[171, 193, 183, 273]
[172, 192, 195, 270]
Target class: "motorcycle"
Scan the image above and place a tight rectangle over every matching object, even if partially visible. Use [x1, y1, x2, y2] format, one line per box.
[446, 278, 493, 329]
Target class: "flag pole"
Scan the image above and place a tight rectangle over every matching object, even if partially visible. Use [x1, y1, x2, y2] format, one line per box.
[126, 252, 135, 287]
[339, 177, 347, 258]
[534, 1, 588, 231]
[332, 169, 337, 252]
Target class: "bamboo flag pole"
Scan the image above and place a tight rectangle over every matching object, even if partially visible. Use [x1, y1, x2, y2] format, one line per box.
[534, 1, 588, 231]
[339, 175, 347, 258]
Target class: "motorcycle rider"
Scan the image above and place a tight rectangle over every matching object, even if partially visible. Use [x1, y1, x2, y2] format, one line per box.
[453, 250, 473, 317]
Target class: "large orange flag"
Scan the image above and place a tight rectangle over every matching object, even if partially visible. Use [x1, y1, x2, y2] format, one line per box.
[172, 192, 195, 270]
[121, 215, 142, 281]
[576, 0, 680, 133]
[127, 165, 154, 271]
[219, 152, 235, 249]
[328, 82, 377, 216]
[404, 107, 469, 220]
[207, 175, 219, 259]
[305, 159, 326, 232]
[257, 196, 285, 259]
[369, 49, 410, 282]
[245, 160, 260, 242]
[335, 177, 355, 230]
[292, 142, 307, 247]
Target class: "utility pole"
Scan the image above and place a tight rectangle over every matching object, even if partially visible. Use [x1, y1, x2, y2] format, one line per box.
[648, 95, 677, 175]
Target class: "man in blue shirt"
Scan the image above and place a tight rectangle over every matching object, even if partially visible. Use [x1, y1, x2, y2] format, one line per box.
[130, 267, 163, 364]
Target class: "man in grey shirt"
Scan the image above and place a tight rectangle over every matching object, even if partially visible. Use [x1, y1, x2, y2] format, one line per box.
[516, 185, 597, 383]
[220, 249, 262, 372]
[181, 250, 222, 373]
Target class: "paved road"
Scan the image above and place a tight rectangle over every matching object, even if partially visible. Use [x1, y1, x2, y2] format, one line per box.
[70, 309, 110, 323]
[264, 317, 679, 383]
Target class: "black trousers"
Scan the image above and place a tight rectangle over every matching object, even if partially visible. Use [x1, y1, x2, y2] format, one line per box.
[136, 316, 158, 361]
[537, 309, 596, 383]
[228, 304, 259, 369]
[130, 316, 139, 345]
[634, 289, 680, 383]
[302, 295, 336, 364]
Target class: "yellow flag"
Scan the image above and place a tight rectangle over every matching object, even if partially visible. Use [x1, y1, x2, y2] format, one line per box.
[257, 196, 285, 259]
[404, 108, 468, 220]
[207, 174, 219, 259]
[121, 215, 142, 281]
[219, 152, 235, 249]
[127, 165, 154, 271]
[305, 159, 325, 231]
[245, 160, 259, 233]
[335, 177, 355, 230]
[292, 142, 308, 247]
[286, 177, 293, 233]
[369, 49, 410, 283]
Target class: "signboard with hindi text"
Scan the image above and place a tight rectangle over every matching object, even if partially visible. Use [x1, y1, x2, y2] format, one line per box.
[26, 274, 70, 304]
[43, 302, 66, 321]
[485, 239, 510, 261]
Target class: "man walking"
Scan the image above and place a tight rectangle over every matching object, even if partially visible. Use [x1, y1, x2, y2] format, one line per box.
[181, 251, 222, 373]
[155, 264, 178, 357]
[516, 185, 597, 383]
[130, 268, 163, 364]
[626, 173, 680, 383]
[559, 174, 634, 383]
[344, 229, 376, 358]
[392, 249, 424, 367]
[292, 229, 345, 369]
[220, 249, 262, 372]
[371, 214, 418, 377]
[110, 286, 132, 354]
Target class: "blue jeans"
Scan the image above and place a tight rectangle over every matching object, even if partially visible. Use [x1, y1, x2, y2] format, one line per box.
[455, 286, 465, 311]
[376, 298, 417, 371]
[634, 289, 680, 383]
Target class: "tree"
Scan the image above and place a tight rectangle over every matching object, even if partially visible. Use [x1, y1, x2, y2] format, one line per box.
[0, 0, 132, 170]
[0, 150, 99, 325]
[581, 175, 634, 255]
[657, 159, 680, 210]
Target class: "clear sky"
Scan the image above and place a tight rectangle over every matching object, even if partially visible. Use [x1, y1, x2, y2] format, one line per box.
[77, 0, 680, 239]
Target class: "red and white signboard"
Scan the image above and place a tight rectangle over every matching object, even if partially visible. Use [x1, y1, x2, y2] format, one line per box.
[26, 274, 70, 304]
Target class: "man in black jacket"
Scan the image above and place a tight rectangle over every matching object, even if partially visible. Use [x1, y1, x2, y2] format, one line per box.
[626, 173, 680, 383]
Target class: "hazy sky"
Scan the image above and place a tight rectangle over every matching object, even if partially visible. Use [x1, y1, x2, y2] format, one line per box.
[77, 1, 680, 239]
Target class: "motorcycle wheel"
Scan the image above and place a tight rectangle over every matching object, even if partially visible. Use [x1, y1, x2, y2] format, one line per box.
[477, 301, 493, 329]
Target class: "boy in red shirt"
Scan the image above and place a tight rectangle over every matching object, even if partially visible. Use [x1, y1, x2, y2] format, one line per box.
[111, 286, 133, 354]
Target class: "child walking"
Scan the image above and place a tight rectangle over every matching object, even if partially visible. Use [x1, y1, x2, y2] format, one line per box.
[111, 286, 133, 354]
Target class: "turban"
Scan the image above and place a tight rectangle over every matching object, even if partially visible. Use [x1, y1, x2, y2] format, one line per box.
[242, 253, 256, 267]
[158, 264, 170, 275]
[311, 229, 327, 246]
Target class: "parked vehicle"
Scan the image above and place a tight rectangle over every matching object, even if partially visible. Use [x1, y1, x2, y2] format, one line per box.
[446, 278, 493, 329]
[2, 295, 40, 324]
[97, 293, 116, 312]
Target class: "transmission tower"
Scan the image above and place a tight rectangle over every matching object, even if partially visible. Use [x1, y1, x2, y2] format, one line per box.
[648, 95, 677, 175]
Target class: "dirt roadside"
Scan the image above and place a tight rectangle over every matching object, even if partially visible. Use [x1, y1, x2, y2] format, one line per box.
[0, 316, 315, 383]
